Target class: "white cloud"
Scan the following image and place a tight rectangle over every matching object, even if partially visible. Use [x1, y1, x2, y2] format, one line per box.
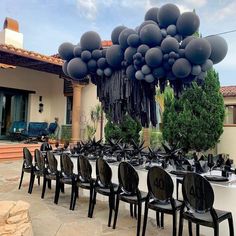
[76, 0, 97, 20]
[182, 0, 207, 8]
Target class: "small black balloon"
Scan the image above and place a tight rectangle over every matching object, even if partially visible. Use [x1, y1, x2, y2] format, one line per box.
[127, 34, 140, 47]
[145, 48, 163, 67]
[104, 67, 113, 77]
[167, 24, 177, 36]
[119, 28, 137, 49]
[161, 37, 179, 53]
[124, 47, 137, 64]
[140, 24, 162, 47]
[145, 74, 155, 83]
[81, 50, 92, 62]
[87, 59, 97, 72]
[180, 36, 196, 49]
[58, 42, 74, 61]
[135, 70, 144, 80]
[92, 49, 102, 60]
[138, 20, 157, 34]
[97, 57, 107, 69]
[62, 61, 69, 76]
[172, 58, 191, 78]
[126, 65, 136, 80]
[137, 44, 150, 56]
[73, 46, 82, 57]
[142, 65, 151, 75]
[96, 68, 104, 76]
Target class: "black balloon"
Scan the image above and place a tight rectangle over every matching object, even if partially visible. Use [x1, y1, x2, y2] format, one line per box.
[137, 44, 150, 55]
[153, 67, 165, 78]
[161, 37, 179, 53]
[81, 50, 92, 62]
[145, 74, 155, 83]
[205, 35, 228, 64]
[87, 59, 97, 72]
[167, 24, 177, 36]
[67, 58, 88, 80]
[102, 49, 107, 57]
[180, 36, 196, 49]
[106, 45, 124, 68]
[185, 38, 211, 64]
[104, 67, 112, 77]
[176, 12, 200, 36]
[145, 48, 163, 67]
[62, 61, 69, 76]
[125, 47, 137, 64]
[73, 46, 82, 57]
[201, 59, 213, 72]
[191, 65, 201, 76]
[58, 42, 74, 61]
[127, 34, 140, 47]
[92, 49, 102, 60]
[111, 25, 127, 44]
[140, 24, 162, 47]
[135, 70, 144, 80]
[126, 65, 136, 80]
[144, 7, 159, 23]
[119, 28, 137, 49]
[142, 65, 151, 75]
[97, 57, 107, 69]
[158, 3, 180, 27]
[96, 68, 104, 76]
[172, 58, 191, 78]
[138, 20, 157, 34]
[80, 31, 102, 51]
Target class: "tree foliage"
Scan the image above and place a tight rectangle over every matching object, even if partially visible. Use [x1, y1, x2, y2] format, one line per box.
[104, 114, 142, 144]
[162, 69, 225, 152]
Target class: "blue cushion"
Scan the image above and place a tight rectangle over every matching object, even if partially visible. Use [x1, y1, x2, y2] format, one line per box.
[25, 122, 48, 137]
[9, 121, 27, 133]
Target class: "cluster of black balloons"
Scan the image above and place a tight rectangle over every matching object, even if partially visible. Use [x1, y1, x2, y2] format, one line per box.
[59, 3, 228, 85]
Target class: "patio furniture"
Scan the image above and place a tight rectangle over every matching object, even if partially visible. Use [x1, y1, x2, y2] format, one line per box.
[18, 147, 34, 193]
[72, 155, 95, 216]
[54, 153, 76, 210]
[22, 122, 48, 143]
[113, 161, 147, 236]
[142, 166, 183, 236]
[45, 122, 58, 136]
[8, 121, 27, 141]
[90, 158, 118, 227]
[179, 172, 234, 236]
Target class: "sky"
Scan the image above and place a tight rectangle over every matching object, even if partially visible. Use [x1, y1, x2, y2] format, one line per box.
[0, 0, 235, 86]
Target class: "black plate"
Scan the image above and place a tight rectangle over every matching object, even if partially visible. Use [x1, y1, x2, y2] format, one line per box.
[205, 175, 229, 182]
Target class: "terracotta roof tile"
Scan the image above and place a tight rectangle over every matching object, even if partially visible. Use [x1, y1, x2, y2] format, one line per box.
[0, 44, 63, 65]
[220, 86, 236, 97]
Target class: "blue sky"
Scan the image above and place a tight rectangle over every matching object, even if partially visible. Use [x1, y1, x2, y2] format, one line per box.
[0, 0, 235, 85]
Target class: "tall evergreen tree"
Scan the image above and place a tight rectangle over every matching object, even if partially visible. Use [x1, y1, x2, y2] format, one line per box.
[162, 69, 225, 152]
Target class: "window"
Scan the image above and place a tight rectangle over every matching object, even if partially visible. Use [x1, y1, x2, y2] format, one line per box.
[224, 105, 236, 125]
[66, 96, 73, 124]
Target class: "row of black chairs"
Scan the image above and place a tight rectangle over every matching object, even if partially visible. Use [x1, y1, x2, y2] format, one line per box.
[18, 147, 234, 236]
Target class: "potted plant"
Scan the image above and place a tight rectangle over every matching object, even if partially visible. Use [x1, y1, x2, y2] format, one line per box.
[48, 133, 57, 144]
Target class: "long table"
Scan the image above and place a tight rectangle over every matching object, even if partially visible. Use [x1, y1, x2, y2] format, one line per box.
[56, 154, 236, 235]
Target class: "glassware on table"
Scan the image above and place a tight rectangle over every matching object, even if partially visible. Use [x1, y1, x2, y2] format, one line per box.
[207, 154, 214, 175]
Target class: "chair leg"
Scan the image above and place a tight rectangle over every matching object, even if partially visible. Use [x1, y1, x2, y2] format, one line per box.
[18, 171, 24, 190]
[41, 177, 47, 199]
[54, 179, 60, 204]
[72, 186, 78, 211]
[156, 211, 160, 227]
[28, 173, 35, 194]
[172, 211, 177, 236]
[130, 204, 133, 217]
[196, 224, 200, 236]
[48, 179, 51, 189]
[161, 212, 164, 228]
[188, 221, 193, 236]
[137, 202, 142, 236]
[178, 213, 184, 236]
[142, 201, 149, 236]
[228, 216, 234, 236]
[88, 187, 93, 218]
[37, 176, 40, 185]
[134, 204, 137, 219]
[60, 183, 65, 193]
[70, 185, 75, 210]
[112, 195, 120, 229]
[90, 191, 97, 218]
[214, 223, 219, 236]
[108, 195, 113, 227]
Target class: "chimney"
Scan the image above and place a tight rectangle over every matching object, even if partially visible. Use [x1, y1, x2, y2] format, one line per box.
[0, 17, 23, 48]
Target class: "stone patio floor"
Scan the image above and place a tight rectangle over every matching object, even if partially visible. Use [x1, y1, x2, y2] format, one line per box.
[0, 159, 191, 236]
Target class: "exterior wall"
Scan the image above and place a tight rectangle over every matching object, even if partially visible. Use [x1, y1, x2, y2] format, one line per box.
[0, 66, 66, 127]
[80, 83, 101, 141]
[217, 96, 236, 162]
[0, 29, 23, 48]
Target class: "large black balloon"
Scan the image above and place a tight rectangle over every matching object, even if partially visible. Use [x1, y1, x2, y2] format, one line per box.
[119, 28, 137, 49]
[158, 3, 180, 27]
[80, 31, 102, 51]
[185, 38, 211, 64]
[145, 48, 163, 67]
[124, 47, 137, 64]
[167, 24, 177, 36]
[161, 37, 179, 53]
[205, 35, 228, 64]
[138, 20, 157, 34]
[73, 46, 82, 57]
[126, 65, 136, 80]
[176, 12, 200, 36]
[106, 45, 124, 68]
[67, 58, 88, 80]
[140, 24, 162, 47]
[144, 7, 159, 23]
[58, 42, 74, 61]
[111, 25, 127, 44]
[172, 58, 191, 78]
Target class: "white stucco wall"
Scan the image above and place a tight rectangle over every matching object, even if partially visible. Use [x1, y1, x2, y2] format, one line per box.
[0, 29, 23, 48]
[0, 66, 66, 126]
